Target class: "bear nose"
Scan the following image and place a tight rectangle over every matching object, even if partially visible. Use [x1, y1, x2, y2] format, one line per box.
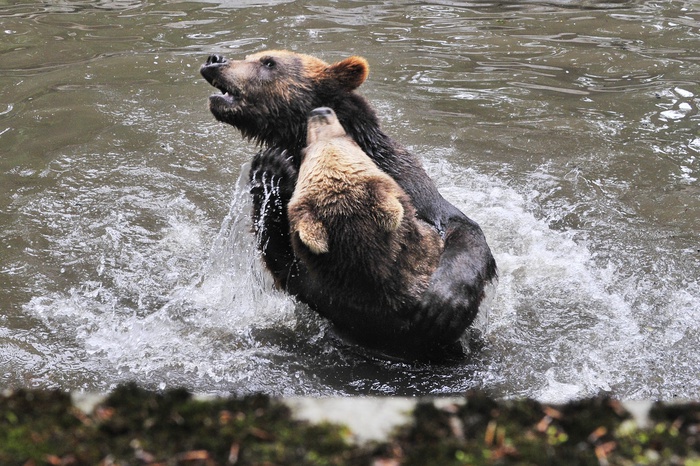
[310, 107, 334, 118]
[205, 54, 227, 66]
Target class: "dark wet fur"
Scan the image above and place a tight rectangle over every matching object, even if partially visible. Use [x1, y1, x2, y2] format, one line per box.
[201, 52, 497, 361]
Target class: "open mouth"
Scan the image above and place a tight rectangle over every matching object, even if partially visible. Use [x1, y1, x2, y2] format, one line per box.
[200, 62, 242, 107]
[209, 81, 242, 106]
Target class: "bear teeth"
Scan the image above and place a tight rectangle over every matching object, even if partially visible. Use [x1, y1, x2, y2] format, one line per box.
[221, 88, 241, 99]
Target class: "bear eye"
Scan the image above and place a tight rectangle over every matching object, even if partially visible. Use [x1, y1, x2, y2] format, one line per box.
[260, 57, 277, 69]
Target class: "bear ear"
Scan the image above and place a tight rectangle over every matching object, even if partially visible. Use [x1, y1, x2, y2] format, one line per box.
[294, 213, 329, 254]
[378, 195, 404, 232]
[327, 56, 369, 91]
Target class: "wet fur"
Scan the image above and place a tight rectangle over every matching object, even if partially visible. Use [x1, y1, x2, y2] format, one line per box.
[288, 108, 443, 313]
[201, 50, 497, 361]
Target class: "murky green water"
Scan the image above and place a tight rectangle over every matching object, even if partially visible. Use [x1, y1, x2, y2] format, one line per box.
[1, 1, 698, 400]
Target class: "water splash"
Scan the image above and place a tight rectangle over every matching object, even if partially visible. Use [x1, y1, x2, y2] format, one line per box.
[421, 152, 688, 403]
[17, 150, 700, 399]
[167, 163, 293, 325]
[21, 163, 302, 393]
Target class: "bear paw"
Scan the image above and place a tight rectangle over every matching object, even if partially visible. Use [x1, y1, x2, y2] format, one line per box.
[249, 147, 298, 202]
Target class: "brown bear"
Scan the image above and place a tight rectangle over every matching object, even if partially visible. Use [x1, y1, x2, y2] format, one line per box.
[288, 107, 443, 316]
[200, 50, 496, 361]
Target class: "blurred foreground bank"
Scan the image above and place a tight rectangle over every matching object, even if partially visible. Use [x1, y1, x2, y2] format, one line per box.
[1, 384, 698, 465]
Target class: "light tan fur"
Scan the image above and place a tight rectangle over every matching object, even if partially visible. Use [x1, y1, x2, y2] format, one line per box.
[295, 212, 329, 254]
[289, 111, 405, 254]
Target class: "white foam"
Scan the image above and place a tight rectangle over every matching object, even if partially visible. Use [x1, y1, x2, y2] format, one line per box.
[423, 153, 651, 402]
[19, 149, 700, 400]
[23, 162, 302, 393]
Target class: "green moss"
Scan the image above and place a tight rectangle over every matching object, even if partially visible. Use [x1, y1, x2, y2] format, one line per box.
[389, 393, 700, 466]
[0, 384, 367, 465]
[0, 385, 699, 465]
[0, 389, 88, 463]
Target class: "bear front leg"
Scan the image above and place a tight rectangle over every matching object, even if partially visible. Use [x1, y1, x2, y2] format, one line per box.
[249, 147, 299, 289]
[415, 214, 497, 345]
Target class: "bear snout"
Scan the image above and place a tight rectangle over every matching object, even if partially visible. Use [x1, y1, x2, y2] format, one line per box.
[310, 107, 334, 118]
[205, 54, 227, 66]
[308, 107, 336, 126]
[200, 54, 229, 86]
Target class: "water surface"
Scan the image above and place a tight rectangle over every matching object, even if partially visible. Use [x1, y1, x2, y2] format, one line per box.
[1, 0, 698, 401]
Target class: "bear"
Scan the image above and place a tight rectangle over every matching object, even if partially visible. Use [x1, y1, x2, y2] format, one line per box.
[200, 50, 497, 361]
[288, 107, 444, 322]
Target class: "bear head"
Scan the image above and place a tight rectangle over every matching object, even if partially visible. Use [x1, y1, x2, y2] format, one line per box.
[200, 50, 369, 149]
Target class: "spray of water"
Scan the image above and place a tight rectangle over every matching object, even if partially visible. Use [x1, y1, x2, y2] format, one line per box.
[18, 149, 700, 399]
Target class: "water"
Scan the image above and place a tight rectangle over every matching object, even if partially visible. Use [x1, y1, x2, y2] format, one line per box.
[1, 1, 698, 401]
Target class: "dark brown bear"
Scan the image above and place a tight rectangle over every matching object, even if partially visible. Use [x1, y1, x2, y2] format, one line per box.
[201, 50, 496, 361]
[289, 107, 443, 317]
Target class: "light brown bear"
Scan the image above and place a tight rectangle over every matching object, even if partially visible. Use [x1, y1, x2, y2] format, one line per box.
[288, 107, 443, 317]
